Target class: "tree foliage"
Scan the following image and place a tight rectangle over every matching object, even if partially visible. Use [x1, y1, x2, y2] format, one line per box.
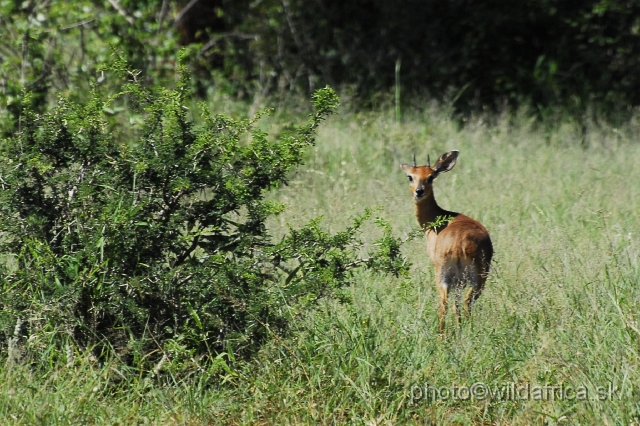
[2, 0, 639, 118]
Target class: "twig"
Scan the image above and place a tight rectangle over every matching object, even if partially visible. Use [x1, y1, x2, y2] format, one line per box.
[19, 0, 54, 87]
[0, 41, 20, 58]
[107, 0, 135, 25]
[199, 32, 259, 55]
[151, 354, 168, 377]
[343, 258, 372, 269]
[281, 0, 303, 54]
[172, 235, 201, 268]
[157, 0, 170, 33]
[174, 0, 200, 25]
[281, 0, 315, 91]
[21, 31, 28, 86]
[60, 18, 95, 31]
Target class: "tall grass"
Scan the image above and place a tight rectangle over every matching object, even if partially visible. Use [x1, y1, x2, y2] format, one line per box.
[2, 102, 640, 424]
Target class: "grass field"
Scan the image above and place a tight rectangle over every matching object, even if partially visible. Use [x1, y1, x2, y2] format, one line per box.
[2, 101, 640, 424]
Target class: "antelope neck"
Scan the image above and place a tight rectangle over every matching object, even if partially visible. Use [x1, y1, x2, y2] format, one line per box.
[415, 192, 448, 228]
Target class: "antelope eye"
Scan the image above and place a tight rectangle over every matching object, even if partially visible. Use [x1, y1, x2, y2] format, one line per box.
[407, 176, 413, 182]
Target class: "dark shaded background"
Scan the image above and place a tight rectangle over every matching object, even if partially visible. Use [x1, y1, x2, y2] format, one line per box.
[186, 0, 640, 111]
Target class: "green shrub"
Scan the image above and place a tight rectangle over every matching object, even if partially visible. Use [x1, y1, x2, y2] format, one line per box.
[0, 53, 408, 373]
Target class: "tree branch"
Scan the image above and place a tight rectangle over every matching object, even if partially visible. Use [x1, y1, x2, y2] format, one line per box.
[107, 0, 135, 25]
[174, 0, 200, 25]
[173, 234, 201, 268]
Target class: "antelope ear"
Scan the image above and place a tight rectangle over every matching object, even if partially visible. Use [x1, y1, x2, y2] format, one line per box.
[433, 150, 459, 173]
[400, 164, 412, 173]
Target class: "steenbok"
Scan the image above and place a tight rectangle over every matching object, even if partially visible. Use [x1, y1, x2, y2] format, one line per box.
[401, 150, 493, 332]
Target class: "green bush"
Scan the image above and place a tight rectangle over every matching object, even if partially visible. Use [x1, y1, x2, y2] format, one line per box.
[0, 53, 408, 372]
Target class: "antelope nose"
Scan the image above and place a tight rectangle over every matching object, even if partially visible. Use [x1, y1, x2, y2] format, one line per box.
[415, 188, 425, 197]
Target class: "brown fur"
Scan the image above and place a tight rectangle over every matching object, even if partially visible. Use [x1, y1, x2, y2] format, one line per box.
[401, 150, 493, 333]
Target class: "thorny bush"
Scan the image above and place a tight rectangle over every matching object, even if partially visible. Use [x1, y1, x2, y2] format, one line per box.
[0, 53, 409, 376]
